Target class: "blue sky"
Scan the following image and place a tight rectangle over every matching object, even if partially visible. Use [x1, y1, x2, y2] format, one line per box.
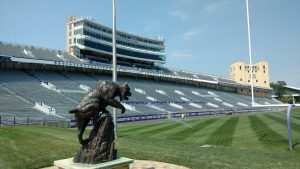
[0, 0, 299, 87]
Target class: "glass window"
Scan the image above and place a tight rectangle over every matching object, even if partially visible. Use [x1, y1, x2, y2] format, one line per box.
[82, 39, 166, 61]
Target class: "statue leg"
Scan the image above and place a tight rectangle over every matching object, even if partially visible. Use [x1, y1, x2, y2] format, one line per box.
[75, 106, 99, 145]
[77, 118, 89, 145]
[107, 99, 126, 114]
[88, 111, 101, 141]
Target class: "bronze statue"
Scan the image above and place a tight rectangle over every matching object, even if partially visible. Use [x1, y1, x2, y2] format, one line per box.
[69, 81, 131, 145]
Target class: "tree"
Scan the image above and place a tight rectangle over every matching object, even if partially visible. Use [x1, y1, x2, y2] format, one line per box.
[270, 81, 286, 100]
[281, 95, 293, 104]
[277, 81, 286, 86]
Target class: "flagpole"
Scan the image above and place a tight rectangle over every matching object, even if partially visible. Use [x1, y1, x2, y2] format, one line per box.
[112, 0, 117, 138]
[246, 0, 255, 106]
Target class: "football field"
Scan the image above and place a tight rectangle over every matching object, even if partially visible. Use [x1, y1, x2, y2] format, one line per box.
[1, 109, 300, 169]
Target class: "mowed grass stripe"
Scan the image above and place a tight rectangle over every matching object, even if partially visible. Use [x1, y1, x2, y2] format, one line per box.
[205, 116, 239, 146]
[277, 109, 300, 119]
[292, 116, 300, 121]
[291, 108, 300, 117]
[263, 113, 300, 132]
[232, 115, 265, 150]
[185, 117, 228, 143]
[145, 118, 211, 138]
[248, 115, 287, 150]
[167, 118, 219, 141]
[136, 121, 187, 138]
[119, 118, 199, 134]
[120, 119, 202, 138]
[119, 123, 162, 133]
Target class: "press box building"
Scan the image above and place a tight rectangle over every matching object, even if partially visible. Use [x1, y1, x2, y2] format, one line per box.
[66, 16, 166, 69]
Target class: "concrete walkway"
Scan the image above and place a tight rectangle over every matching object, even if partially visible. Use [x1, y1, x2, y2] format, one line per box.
[41, 160, 189, 169]
[130, 160, 189, 169]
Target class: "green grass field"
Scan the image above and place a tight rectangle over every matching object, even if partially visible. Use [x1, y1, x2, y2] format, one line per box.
[1, 109, 300, 169]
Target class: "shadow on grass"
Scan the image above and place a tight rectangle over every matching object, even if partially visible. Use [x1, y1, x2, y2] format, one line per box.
[259, 134, 287, 143]
[293, 143, 299, 149]
[248, 115, 288, 150]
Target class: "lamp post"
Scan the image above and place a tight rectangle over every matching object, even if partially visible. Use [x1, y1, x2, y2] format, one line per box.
[112, 0, 117, 138]
[246, 0, 255, 106]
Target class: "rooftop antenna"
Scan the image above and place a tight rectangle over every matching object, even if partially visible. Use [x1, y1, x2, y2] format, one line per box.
[246, 0, 255, 106]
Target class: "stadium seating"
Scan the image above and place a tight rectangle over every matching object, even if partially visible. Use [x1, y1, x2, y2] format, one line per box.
[0, 68, 279, 124]
[0, 70, 77, 119]
[0, 41, 82, 63]
[0, 41, 281, 125]
[0, 85, 60, 125]
[0, 41, 241, 84]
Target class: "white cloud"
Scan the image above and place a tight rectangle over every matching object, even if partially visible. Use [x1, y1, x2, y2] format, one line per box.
[169, 10, 189, 21]
[206, 0, 232, 13]
[182, 28, 204, 40]
[169, 50, 194, 59]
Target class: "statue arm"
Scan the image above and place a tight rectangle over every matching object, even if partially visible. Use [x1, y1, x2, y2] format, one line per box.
[107, 99, 126, 114]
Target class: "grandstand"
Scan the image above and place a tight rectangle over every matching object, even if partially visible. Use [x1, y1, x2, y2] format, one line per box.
[0, 16, 281, 125]
[0, 40, 280, 125]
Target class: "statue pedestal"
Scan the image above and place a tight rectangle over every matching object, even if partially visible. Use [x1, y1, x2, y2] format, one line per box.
[74, 115, 116, 163]
[54, 157, 134, 169]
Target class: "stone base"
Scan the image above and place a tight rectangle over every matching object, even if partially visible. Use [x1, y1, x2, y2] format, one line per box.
[54, 157, 133, 169]
[73, 116, 117, 164]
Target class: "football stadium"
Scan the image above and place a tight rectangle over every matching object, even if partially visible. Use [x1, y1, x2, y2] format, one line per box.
[0, 1, 300, 169]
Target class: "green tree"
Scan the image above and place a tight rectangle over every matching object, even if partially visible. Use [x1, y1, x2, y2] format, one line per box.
[270, 81, 286, 101]
[281, 95, 293, 104]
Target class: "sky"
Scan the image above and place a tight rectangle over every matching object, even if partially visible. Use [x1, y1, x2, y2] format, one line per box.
[0, 0, 299, 87]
